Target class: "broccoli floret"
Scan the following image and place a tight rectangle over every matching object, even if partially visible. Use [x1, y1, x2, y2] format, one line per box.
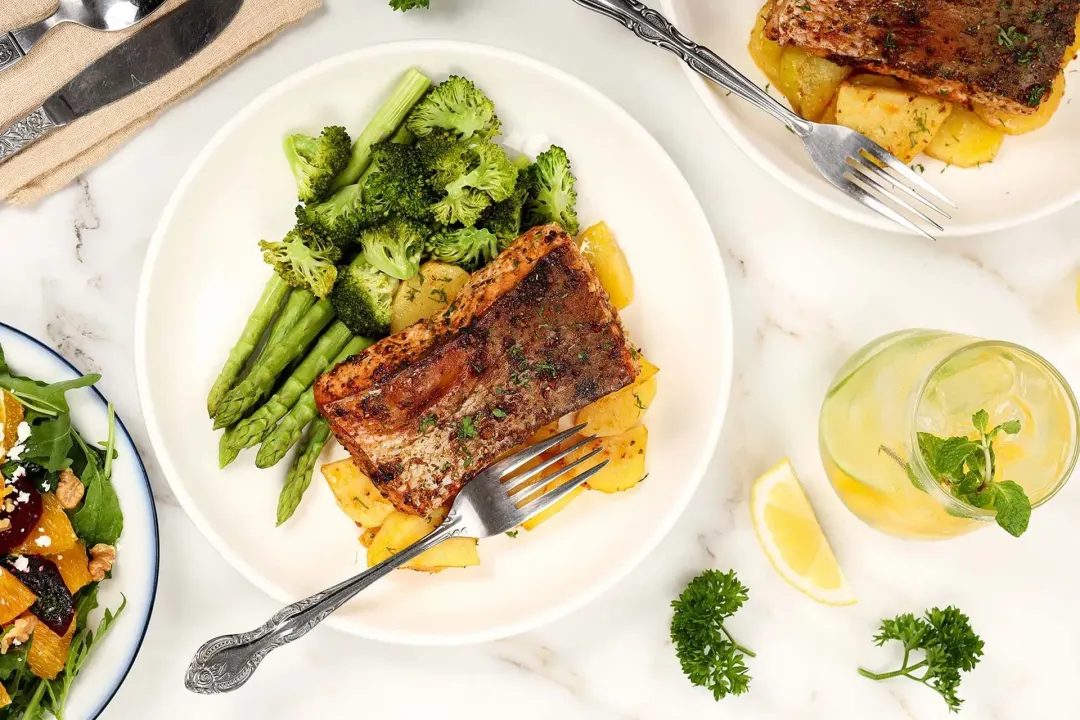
[259, 227, 341, 299]
[295, 184, 368, 248]
[389, 0, 429, 8]
[406, 76, 500, 140]
[429, 140, 518, 228]
[361, 141, 437, 223]
[523, 145, 580, 235]
[283, 126, 351, 204]
[426, 228, 501, 271]
[330, 257, 400, 337]
[481, 173, 529, 248]
[360, 218, 426, 281]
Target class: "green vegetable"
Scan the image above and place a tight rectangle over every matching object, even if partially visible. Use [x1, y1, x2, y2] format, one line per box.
[70, 409, 123, 547]
[481, 171, 529, 246]
[360, 217, 426, 281]
[276, 418, 333, 525]
[219, 321, 353, 468]
[295, 184, 368, 248]
[256, 337, 374, 469]
[213, 299, 336, 429]
[524, 145, 580, 235]
[283, 125, 352, 203]
[257, 288, 317, 364]
[206, 274, 290, 416]
[859, 606, 984, 713]
[390, 0, 429, 9]
[259, 225, 342, 299]
[406, 75, 500, 140]
[332, 68, 433, 191]
[361, 140, 437, 224]
[426, 227, 501, 271]
[670, 570, 755, 701]
[431, 140, 519, 227]
[330, 256, 401, 337]
[915, 409, 1032, 537]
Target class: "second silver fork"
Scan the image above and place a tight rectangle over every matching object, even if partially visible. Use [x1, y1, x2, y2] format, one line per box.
[184, 424, 608, 695]
[573, 0, 955, 238]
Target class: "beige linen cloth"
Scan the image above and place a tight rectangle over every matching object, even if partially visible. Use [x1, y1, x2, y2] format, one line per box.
[0, 0, 320, 205]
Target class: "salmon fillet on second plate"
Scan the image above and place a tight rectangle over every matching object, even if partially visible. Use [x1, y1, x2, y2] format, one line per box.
[766, 0, 1080, 114]
[314, 225, 639, 517]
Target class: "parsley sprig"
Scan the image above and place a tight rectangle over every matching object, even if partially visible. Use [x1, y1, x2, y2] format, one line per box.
[859, 607, 984, 713]
[915, 409, 1031, 537]
[670, 570, 755, 701]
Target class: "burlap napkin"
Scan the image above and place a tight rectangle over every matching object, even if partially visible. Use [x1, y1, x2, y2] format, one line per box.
[0, 0, 321, 205]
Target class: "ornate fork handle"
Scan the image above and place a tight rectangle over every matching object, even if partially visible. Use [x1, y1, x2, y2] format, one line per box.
[0, 99, 73, 165]
[573, 0, 810, 134]
[185, 516, 467, 694]
[0, 35, 25, 73]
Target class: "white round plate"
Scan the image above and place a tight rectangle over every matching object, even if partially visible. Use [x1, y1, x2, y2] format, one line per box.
[0, 322, 158, 717]
[663, 0, 1080, 236]
[135, 40, 732, 645]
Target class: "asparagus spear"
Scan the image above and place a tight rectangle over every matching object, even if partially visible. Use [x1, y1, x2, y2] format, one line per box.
[218, 320, 353, 468]
[213, 299, 336, 429]
[206, 274, 290, 417]
[276, 418, 332, 525]
[256, 336, 374, 468]
[255, 288, 316, 365]
[331, 68, 432, 190]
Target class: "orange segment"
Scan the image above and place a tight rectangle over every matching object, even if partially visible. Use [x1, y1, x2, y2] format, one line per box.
[0, 569, 36, 625]
[13, 493, 78, 556]
[28, 617, 75, 680]
[54, 541, 93, 594]
[0, 390, 24, 463]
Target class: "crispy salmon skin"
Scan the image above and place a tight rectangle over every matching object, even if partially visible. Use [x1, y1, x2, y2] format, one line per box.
[314, 225, 639, 517]
[766, 0, 1079, 114]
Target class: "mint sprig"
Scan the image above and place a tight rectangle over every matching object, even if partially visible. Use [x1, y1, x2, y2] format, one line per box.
[916, 410, 1031, 537]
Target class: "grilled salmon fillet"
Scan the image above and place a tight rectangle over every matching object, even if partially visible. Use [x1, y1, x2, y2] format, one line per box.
[766, 0, 1080, 114]
[314, 225, 639, 517]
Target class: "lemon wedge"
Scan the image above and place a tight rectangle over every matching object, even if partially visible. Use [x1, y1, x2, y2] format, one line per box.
[751, 459, 856, 606]
[0, 390, 23, 463]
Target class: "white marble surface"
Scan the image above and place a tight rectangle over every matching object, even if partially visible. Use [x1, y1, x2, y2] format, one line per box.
[2, 0, 1080, 718]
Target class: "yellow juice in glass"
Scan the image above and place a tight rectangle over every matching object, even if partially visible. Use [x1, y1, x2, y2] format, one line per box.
[819, 330, 1080, 540]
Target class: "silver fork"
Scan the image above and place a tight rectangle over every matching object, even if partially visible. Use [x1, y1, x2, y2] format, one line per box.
[184, 424, 608, 694]
[573, 0, 955, 238]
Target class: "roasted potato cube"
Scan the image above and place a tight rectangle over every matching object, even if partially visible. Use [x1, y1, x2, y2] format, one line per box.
[974, 73, 1065, 135]
[776, 47, 852, 121]
[359, 526, 378, 548]
[577, 355, 658, 437]
[925, 107, 1004, 167]
[586, 426, 648, 494]
[577, 222, 634, 310]
[847, 73, 904, 89]
[835, 84, 953, 162]
[748, 1, 784, 83]
[390, 261, 471, 333]
[367, 511, 479, 571]
[522, 479, 586, 531]
[321, 459, 396, 528]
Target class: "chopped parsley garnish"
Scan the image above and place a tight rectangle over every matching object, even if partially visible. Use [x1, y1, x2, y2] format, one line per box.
[533, 360, 558, 378]
[429, 288, 449, 304]
[457, 415, 478, 439]
[1025, 83, 1047, 106]
[509, 344, 526, 362]
[491, 407, 507, 419]
[883, 30, 898, 49]
[633, 392, 647, 411]
[996, 25, 1027, 49]
[419, 414, 437, 433]
[505, 530, 519, 538]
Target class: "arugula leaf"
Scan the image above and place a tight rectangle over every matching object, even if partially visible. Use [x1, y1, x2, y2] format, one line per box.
[70, 430, 123, 547]
[990, 480, 1031, 537]
[21, 413, 74, 472]
[0, 372, 98, 419]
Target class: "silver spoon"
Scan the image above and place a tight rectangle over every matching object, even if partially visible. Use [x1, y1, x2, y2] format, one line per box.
[0, 0, 170, 74]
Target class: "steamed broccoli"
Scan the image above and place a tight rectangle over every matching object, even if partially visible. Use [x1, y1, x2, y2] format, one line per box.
[283, 126, 351, 203]
[406, 76, 500, 140]
[390, 0, 429, 9]
[361, 141, 437, 223]
[523, 145, 580, 235]
[330, 257, 400, 337]
[481, 173, 529, 247]
[429, 140, 519, 228]
[426, 228, 501, 271]
[259, 227, 341, 299]
[360, 218, 426, 281]
[295, 184, 368, 247]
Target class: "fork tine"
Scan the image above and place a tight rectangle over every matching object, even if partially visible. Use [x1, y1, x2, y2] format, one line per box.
[847, 157, 951, 219]
[485, 424, 587, 479]
[859, 147, 956, 208]
[846, 163, 944, 232]
[841, 174, 936, 240]
[504, 435, 598, 498]
[512, 446, 606, 503]
[514, 456, 610, 522]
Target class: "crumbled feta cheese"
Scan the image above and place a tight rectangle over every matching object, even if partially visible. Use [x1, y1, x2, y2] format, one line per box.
[11, 639, 20, 647]
[12, 556, 28, 573]
[5, 445, 23, 461]
[15, 492, 28, 504]
[15, 422, 30, 444]
[34, 536, 51, 548]
[40, 481, 50, 492]
[10, 466, 25, 481]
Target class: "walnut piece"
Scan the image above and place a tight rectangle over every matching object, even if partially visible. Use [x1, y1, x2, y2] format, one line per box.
[0, 615, 37, 654]
[0, 518, 9, 532]
[56, 469, 85, 509]
[88, 543, 116, 581]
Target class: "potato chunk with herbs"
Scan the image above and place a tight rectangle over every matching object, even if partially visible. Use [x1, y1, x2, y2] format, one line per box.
[390, 261, 470, 333]
[835, 84, 953, 162]
[925, 108, 1003, 167]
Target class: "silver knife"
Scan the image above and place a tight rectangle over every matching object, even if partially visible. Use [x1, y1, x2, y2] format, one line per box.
[0, 0, 244, 166]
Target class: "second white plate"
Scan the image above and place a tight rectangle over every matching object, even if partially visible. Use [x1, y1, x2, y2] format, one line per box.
[135, 40, 733, 644]
[663, 0, 1080, 236]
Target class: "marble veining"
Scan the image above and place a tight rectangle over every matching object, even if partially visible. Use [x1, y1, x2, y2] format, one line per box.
[1, 0, 1079, 718]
